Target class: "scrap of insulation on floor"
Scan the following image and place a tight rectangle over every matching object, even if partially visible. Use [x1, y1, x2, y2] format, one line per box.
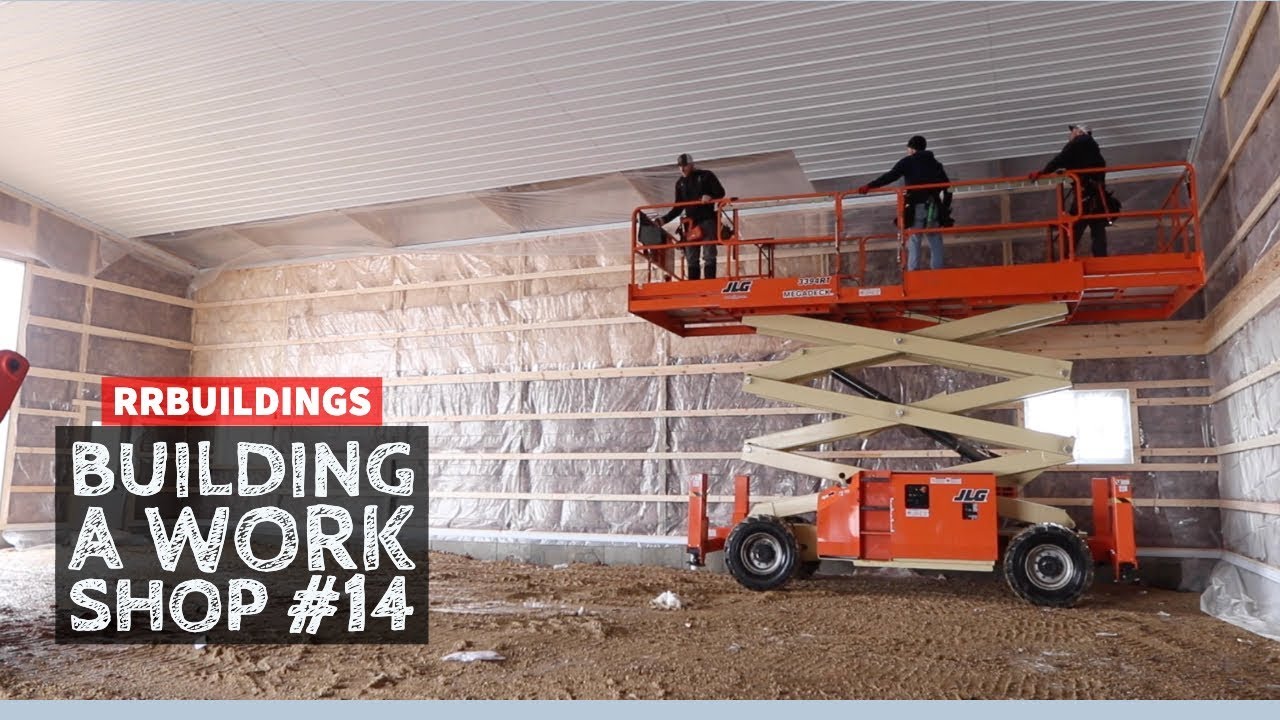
[442, 650, 505, 663]
[650, 591, 682, 610]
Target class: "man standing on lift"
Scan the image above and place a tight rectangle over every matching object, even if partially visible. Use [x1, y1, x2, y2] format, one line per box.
[856, 135, 951, 271]
[659, 153, 727, 281]
[1029, 123, 1111, 258]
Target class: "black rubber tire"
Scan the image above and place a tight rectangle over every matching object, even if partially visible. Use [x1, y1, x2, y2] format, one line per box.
[1002, 523, 1095, 608]
[724, 516, 799, 591]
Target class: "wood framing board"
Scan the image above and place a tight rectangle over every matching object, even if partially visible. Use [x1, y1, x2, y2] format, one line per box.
[12, 407, 79, 419]
[27, 265, 195, 308]
[375, 323, 1208, 388]
[1216, 432, 1280, 455]
[1212, 358, 1280, 403]
[14, 444, 1209, 466]
[77, 239, 98, 414]
[1205, 232, 1280, 351]
[392, 406, 819, 422]
[1217, 2, 1273, 98]
[421, 451, 1217, 472]
[429, 492, 1261, 513]
[197, 264, 632, 309]
[194, 315, 649, 352]
[27, 314, 194, 351]
[1201, 65, 1280, 216]
[1204, 173, 1280, 283]
[1134, 397, 1213, 407]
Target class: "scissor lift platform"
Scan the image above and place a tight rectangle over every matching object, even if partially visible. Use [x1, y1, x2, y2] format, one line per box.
[628, 162, 1204, 335]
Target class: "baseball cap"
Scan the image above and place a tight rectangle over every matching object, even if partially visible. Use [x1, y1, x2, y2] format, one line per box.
[1068, 122, 1091, 133]
[677, 153, 692, 166]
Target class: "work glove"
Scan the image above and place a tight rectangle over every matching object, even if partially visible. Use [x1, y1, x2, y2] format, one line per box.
[856, 185, 870, 195]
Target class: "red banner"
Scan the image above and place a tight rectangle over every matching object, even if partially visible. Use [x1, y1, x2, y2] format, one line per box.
[99, 377, 384, 426]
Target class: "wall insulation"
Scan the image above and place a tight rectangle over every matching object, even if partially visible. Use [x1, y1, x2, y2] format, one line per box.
[186, 184, 1218, 560]
[0, 188, 195, 531]
[1191, 1, 1280, 641]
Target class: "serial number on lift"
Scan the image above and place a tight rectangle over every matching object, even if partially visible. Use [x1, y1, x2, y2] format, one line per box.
[796, 276, 832, 286]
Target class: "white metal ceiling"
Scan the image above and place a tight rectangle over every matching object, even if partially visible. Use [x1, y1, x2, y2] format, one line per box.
[0, 1, 1233, 240]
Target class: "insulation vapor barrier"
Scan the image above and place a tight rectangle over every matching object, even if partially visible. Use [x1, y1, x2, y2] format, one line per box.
[170, 152, 1225, 548]
[189, 234, 1220, 550]
[1203, 292, 1280, 642]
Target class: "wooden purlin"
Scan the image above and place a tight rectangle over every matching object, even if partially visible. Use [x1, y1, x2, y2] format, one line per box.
[734, 305, 1081, 527]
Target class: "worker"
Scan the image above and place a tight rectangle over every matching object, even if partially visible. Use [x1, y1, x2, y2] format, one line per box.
[856, 135, 950, 271]
[658, 153, 726, 281]
[1029, 123, 1111, 258]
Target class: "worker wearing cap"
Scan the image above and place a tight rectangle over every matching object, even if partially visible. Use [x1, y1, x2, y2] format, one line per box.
[1029, 123, 1111, 258]
[659, 154, 726, 281]
[856, 135, 951, 271]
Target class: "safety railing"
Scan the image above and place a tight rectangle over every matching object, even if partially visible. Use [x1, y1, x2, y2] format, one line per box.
[630, 161, 1201, 287]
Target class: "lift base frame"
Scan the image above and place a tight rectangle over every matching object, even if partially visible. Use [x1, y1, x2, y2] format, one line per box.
[687, 470, 1138, 584]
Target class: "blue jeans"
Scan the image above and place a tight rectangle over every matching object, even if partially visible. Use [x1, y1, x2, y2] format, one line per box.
[908, 202, 943, 271]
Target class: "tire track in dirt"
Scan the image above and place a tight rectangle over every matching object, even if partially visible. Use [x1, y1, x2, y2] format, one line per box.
[4, 549, 1280, 699]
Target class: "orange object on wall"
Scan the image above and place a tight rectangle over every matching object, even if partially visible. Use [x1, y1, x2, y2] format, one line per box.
[0, 350, 29, 425]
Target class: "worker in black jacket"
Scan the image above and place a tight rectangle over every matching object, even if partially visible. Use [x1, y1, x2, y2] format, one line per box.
[659, 153, 726, 280]
[856, 135, 950, 271]
[1029, 123, 1111, 258]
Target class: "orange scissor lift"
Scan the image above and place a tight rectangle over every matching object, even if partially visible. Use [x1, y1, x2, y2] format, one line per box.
[627, 162, 1205, 607]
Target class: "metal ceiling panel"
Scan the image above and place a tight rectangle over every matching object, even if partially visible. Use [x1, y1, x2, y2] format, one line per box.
[0, 1, 1234, 240]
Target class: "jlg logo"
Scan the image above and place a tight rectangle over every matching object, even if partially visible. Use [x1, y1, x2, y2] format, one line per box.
[722, 280, 753, 294]
[953, 488, 990, 503]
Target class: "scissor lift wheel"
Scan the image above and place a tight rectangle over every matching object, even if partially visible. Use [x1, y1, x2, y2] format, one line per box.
[724, 515, 800, 591]
[1002, 523, 1096, 607]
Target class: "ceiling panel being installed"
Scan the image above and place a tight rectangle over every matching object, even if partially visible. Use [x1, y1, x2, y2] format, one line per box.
[0, 1, 1233, 243]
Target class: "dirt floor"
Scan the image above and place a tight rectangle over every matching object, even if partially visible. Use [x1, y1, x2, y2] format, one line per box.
[1, 545, 1278, 700]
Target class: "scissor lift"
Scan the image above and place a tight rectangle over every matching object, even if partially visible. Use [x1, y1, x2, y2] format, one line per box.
[630, 162, 1202, 606]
